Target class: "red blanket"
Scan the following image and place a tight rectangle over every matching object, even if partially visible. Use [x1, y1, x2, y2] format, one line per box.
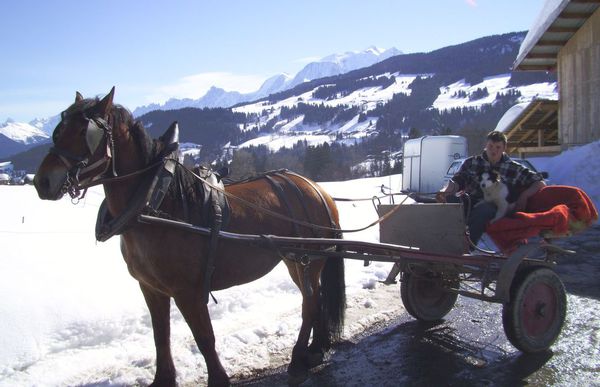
[486, 185, 598, 252]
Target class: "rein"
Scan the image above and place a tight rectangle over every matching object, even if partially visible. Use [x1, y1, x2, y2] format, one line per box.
[180, 163, 410, 234]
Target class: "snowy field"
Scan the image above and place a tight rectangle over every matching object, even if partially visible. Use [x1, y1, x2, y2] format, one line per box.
[0, 141, 598, 386]
[0, 174, 406, 386]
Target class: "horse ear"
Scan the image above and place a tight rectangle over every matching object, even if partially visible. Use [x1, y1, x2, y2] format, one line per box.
[95, 86, 115, 116]
[75, 91, 84, 102]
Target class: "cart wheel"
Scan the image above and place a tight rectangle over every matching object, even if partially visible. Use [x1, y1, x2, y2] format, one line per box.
[400, 272, 458, 321]
[502, 267, 566, 353]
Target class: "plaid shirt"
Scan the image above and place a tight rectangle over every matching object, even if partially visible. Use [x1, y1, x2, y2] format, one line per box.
[451, 152, 543, 202]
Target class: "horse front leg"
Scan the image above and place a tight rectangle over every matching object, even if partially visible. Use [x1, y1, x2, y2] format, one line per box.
[174, 292, 229, 387]
[139, 283, 176, 387]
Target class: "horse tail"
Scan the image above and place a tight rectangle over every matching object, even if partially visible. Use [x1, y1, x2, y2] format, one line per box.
[320, 251, 346, 347]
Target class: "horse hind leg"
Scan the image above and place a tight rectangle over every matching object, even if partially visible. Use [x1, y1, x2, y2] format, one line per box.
[139, 284, 176, 387]
[284, 258, 331, 384]
[173, 291, 229, 387]
[308, 255, 346, 363]
[281, 260, 315, 382]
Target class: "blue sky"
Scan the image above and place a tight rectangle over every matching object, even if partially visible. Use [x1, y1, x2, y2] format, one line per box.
[1, 0, 546, 123]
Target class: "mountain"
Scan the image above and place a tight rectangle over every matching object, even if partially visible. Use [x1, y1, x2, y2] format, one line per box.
[132, 46, 401, 116]
[287, 46, 402, 89]
[10, 32, 557, 175]
[0, 119, 49, 145]
[131, 31, 557, 178]
[29, 115, 61, 136]
[0, 119, 50, 159]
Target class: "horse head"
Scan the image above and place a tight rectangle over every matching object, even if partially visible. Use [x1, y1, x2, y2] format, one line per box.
[34, 87, 117, 200]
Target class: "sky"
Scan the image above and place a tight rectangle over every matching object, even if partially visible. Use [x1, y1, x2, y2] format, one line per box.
[0, 0, 547, 123]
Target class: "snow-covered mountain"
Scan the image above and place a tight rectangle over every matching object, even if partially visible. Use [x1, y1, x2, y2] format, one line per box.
[287, 46, 402, 88]
[0, 119, 49, 145]
[132, 46, 401, 116]
[231, 73, 557, 153]
[29, 115, 61, 136]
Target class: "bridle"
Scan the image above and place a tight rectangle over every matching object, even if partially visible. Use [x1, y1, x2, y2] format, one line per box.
[50, 114, 117, 201]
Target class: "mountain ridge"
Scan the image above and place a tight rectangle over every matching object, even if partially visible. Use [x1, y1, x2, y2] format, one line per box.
[132, 46, 401, 116]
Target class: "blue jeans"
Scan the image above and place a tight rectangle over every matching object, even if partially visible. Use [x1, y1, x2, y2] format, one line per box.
[446, 195, 496, 246]
[468, 201, 497, 245]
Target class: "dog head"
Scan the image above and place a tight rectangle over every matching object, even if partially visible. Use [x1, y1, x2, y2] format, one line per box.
[478, 171, 501, 190]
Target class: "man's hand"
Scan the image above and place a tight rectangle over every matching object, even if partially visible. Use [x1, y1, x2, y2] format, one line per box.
[436, 180, 457, 203]
[436, 191, 448, 203]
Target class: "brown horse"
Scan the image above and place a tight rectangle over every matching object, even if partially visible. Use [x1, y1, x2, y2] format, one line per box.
[34, 87, 346, 386]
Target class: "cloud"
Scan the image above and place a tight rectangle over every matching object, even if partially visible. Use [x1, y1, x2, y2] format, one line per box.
[145, 72, 267, 104]
[465, 0, 477, 6]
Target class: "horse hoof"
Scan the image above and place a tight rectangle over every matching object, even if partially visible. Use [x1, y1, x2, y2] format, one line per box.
[306, 351, 324, 368]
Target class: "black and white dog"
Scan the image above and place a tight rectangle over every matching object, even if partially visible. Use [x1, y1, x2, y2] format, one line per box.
[477, 171, 515, 223]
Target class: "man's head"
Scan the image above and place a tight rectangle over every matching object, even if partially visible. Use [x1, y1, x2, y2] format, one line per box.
[484, 130, 507, 165]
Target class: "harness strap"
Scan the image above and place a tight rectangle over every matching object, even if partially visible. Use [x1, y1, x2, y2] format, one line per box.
[285, 171, 341, 237]
[273, 172, 319, 238]
[202, 191, 223, 304]
[264, 174, 302, 237]
[184, 164, 409, 234]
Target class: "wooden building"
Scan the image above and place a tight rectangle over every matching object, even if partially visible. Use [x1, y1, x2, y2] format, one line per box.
[513, 0, 600, 150]
[496, 99, 560, 157]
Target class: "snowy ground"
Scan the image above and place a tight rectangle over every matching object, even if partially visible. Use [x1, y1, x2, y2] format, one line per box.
[1, 141, 599, 386]
[0, 175, 408, 386]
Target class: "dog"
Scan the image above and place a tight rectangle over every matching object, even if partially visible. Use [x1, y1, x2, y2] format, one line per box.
[476, 171, 515, 223]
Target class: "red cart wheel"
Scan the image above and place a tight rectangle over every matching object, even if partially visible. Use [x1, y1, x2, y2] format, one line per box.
[502, 267, 566, 353]
[400, 272, 458, 321]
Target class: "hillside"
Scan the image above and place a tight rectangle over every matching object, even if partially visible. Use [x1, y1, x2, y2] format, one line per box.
[136, 31, 556, 180]
[10, 32, 557, 176]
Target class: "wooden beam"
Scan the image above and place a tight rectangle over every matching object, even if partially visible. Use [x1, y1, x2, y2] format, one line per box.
[516, 64, 557, 72]
[559, 12, 593, 19]
[537, 39, 568, 46]
[547, 26, 579, 33]
[516, 145, 562, 155]
[519, 124, 557, 131]
[570, 0, 600, 4]
[526, 53, 558, 59]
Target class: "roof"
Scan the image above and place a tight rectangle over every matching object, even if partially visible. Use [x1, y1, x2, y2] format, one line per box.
[497, 99, 560, 155]
[514, 0, 600, 71]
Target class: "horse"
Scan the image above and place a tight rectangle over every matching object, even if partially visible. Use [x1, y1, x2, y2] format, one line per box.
[33, 87, 346, 386]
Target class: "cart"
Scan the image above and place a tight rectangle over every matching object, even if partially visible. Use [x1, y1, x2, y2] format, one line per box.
[377, 202, 570, 353]
[139, 200, 572, 354]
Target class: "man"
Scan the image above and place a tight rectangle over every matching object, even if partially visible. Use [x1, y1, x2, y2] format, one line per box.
[436, 131, 545, 246]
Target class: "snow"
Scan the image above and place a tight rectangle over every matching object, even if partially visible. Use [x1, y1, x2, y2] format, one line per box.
[0, 175, 404, 386]
[134, 46, 400, 116]
[0, 142, 598, 385]
[529, 141, 600, 208]
[0, 120, 49, 144]
[231, 72, 557, 153]
[514, 0, 569, 68]
[495, 102, 530, 133]
[433, 75, 557, 112]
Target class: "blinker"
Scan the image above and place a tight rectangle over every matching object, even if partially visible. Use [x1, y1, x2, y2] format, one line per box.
[85, 117, 106, 155]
